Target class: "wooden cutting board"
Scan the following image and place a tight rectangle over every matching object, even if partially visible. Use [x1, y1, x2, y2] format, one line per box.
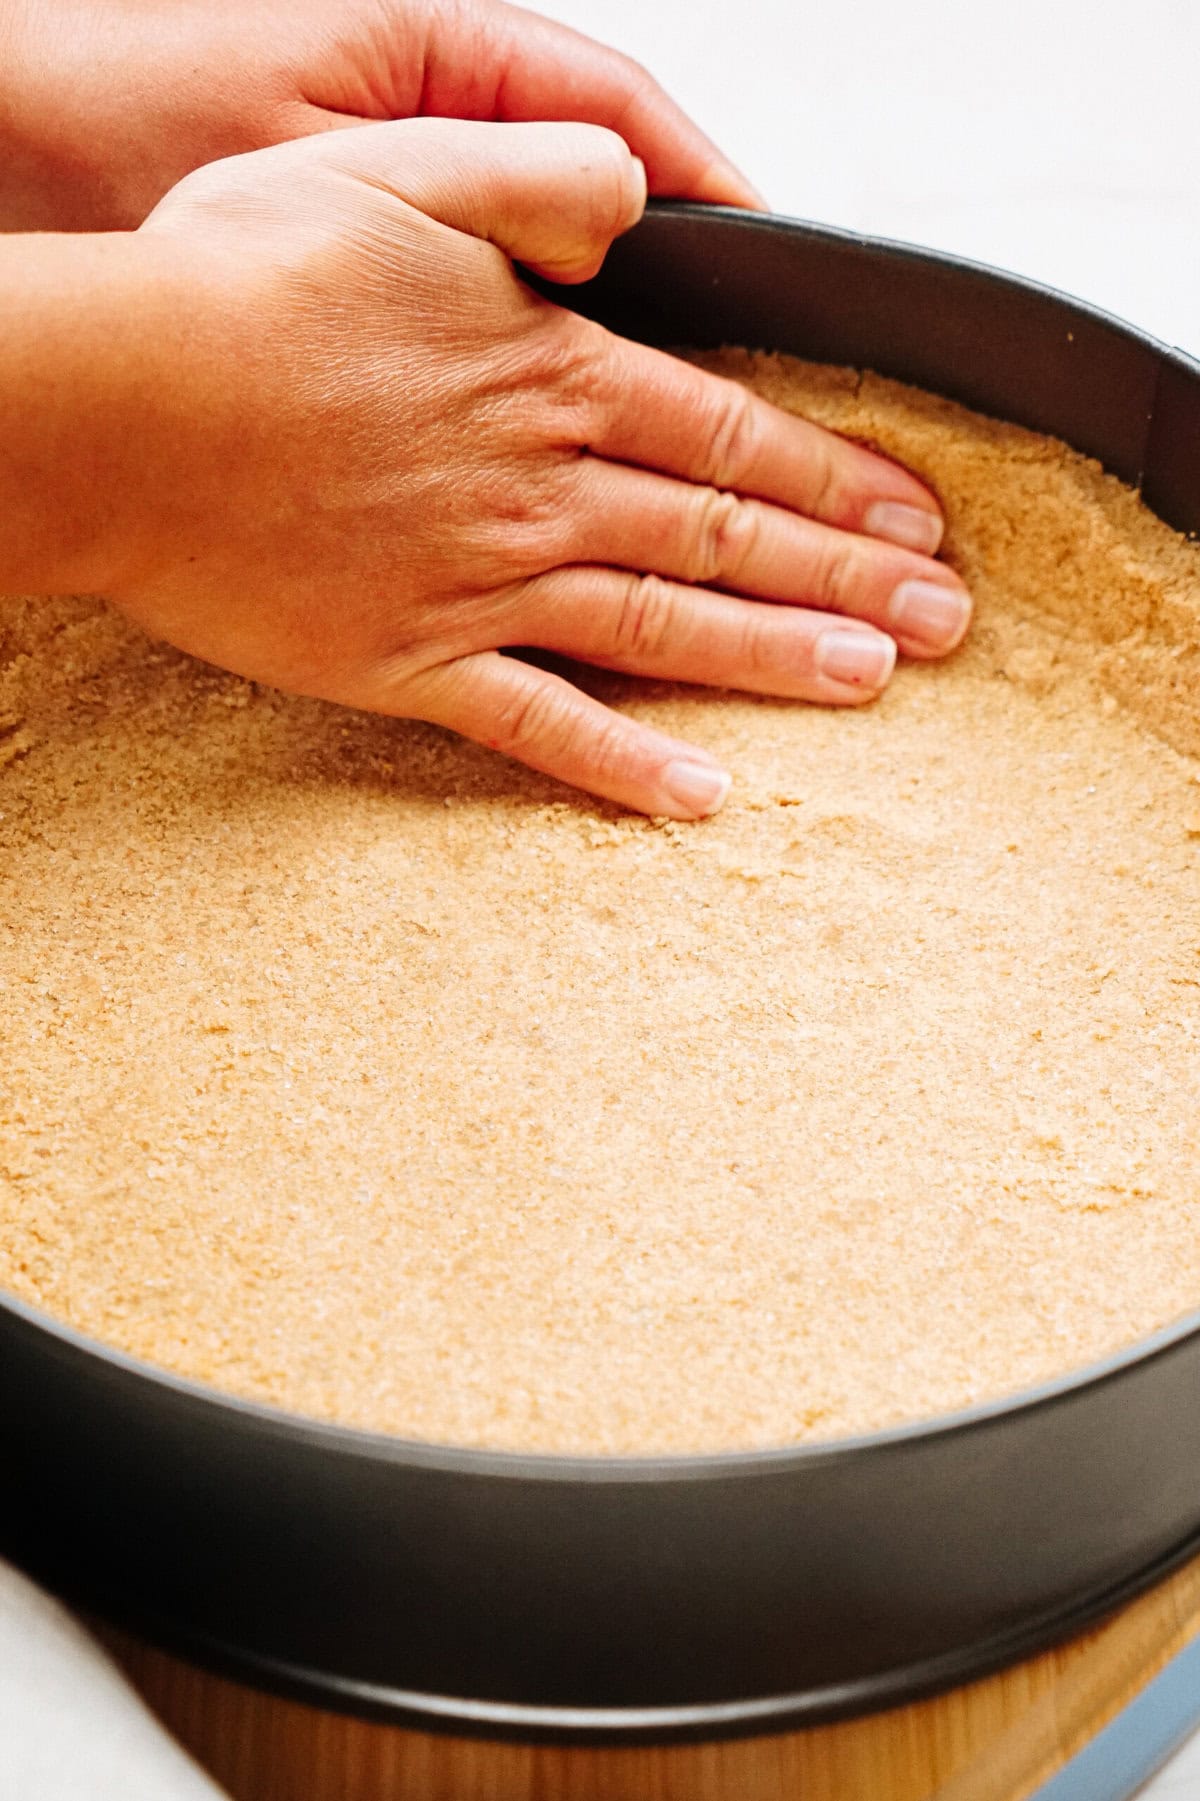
[101, 1549, 1200, 1801]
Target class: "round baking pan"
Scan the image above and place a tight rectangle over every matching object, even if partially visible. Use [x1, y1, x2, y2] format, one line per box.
[2, 204, 1200, 1745]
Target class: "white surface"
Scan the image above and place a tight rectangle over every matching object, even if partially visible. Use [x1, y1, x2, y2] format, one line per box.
[1153, 1732, 1200, 1799]
[539, 1, 1200, 1793]
[0, 1559, 224, 1801]
[542, 0, 1200, 356]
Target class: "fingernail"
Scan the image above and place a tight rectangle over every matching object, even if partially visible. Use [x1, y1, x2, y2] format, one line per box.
[735, 171, 772, 210]
[816, 629, 897, 691]
[660, 759, 732, 818]
[624, 157, 648, 228]
[887, 579, 973, 652]
[710, 156, 770, 211]
[863, 501, 944, 556]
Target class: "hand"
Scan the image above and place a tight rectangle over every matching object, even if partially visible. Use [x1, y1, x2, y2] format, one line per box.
[0, 0, 761, 230]
[73, 119, 969, 819]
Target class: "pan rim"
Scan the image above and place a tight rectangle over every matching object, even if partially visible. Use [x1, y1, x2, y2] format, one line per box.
[640, 199, 1200, 386]
[5, 1279, 1199, 1482]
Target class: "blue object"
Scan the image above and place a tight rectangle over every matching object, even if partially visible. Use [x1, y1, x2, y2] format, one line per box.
[1033, 1632, 1200, 1801]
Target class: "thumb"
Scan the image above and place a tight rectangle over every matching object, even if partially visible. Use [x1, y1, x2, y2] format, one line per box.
[330, 117, 648, 283]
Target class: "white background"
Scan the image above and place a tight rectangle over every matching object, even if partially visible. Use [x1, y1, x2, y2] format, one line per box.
[540, 0, 1199, 357]
[538, 0, 1199, 1792]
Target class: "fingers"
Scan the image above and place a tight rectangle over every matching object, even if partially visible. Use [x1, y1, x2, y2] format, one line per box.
[399, 556, 901, 832]
[518, 566, 897, 703]
[403, 651, 733, 820]
[570, 462, 973, 660]
[325, 117, 646, 282]
[585, 334, 948, 555]
[398, 0, 763, 210]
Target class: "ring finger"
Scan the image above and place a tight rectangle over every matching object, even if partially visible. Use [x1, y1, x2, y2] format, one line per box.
[518, 563, 898, 704]
[569, 459, 973, 660]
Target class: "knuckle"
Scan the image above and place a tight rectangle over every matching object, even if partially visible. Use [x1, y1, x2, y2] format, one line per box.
[809, 538, 860, 616]
[622, 52, 657, 90]
[491, 678, 573, 759]
[702, 380, 763, 489]
[737, 611, 781, 679]
[689, 488, 760, 585]
[581, 715, 639, 786]
[612, 572, 677, 662]
[804, 437, 844, 518]
[527, 319, 612, 445]
[480, 456, 575, 553]
[605, 50, 661, 120]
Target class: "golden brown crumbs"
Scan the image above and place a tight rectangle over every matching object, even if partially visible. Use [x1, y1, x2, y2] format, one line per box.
[1, 352, 1199, 1454]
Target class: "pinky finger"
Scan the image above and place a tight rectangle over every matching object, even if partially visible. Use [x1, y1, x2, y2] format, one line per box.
[403, 650, 732, 820]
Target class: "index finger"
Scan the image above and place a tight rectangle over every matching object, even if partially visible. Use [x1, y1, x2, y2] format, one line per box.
[586, 334, 946, 555]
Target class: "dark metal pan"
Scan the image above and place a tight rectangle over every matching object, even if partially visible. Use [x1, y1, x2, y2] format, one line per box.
[2, 204, 1199, 1745]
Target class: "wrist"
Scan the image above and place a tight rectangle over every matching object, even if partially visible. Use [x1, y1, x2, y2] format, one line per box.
[0, 0, 116, 230]
[0, 229, 197, 597]
[0, 0, 59, 228]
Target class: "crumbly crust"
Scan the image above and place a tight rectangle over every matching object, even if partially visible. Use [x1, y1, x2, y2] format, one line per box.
[2, 352, 1199, 1454]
